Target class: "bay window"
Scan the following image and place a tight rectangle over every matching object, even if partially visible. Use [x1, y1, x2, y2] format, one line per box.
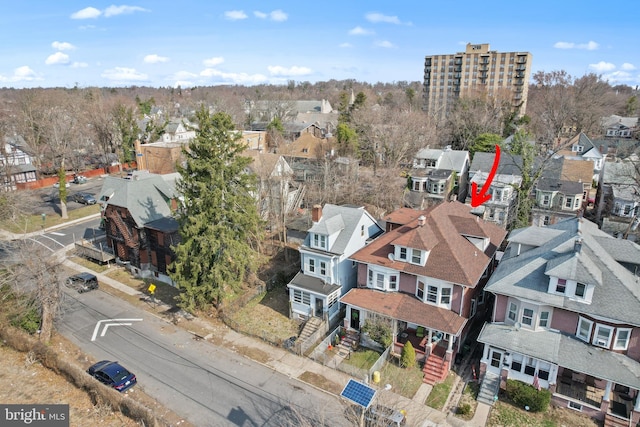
[417, 281, 425, 299]
[614, 328, 631, 350]
[367, 267, 398, 292]
[508, 302, 517, 321]
[576, 317, 593, 342]
[521, 308, 534, 326]
[593, 324, 613, 348]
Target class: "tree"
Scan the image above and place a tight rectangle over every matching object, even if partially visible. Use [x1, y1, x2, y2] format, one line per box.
[266, 117, 285, 150]
[169, 107, 263, 312]
[507, 130, 542, 230]
[112, 102, 140, 165]
[335, 122, 358, 157]
[400, 341, 416, 368]
[470, 133, 502, 160]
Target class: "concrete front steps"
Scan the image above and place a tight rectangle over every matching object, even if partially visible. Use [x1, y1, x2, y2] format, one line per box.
[477, 371, 500, 406]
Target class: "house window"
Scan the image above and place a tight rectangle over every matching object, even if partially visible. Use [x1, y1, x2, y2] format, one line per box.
[470, 299, 477, 317]
[565, 197, 573, 209]
[376, 273, 385, 289]
[292, 289, 310, 305]
[490, 351, 501, 368]
[556, 279, 566, 294]
[389, 275, 397, 290]
[368, 268, 398, 291]
[309, 259, 315, 273]
[417, 281, 425, 299]
[361, 225, 364, 236]
[508, 302, 517, 321]
[576, 317, 593, 342]
[614, 329, 631, 350]
[477, 291, 485, 305]
[593, 324, 613, 348]
[511, 354, 523, 372]
[313, 234, 327, 249]
[575, 283, 586, 298]
[368, 269, 373, 285]
[411, 249, 422, 264]
[543, 216, 550, 226]
[427, 285, 438, 303]
[542, 194, 550, 206]
[538, 362, 550, 380]
[399, 247, 407, 260]
[524, 358, 536, 376]
[328, 292, 338, 309]
[320, 261, 327, 276]
[441, 288, 451, 305]
[539, 311, 550, 328]
[521, 308, 534, 326]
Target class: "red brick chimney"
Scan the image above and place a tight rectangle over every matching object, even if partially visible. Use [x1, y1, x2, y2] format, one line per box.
[312, 204, 322, 222]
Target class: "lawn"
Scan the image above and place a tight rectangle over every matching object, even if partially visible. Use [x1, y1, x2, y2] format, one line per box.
[340, 348, 381, 370]
[487, 400, 600, 427]
[425, 371, 456, 410]
[379, 359, 424, 399]
[2, 204, 100, 234]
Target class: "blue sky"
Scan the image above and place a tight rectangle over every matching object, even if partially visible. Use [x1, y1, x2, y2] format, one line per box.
[1, 1, 638, 89]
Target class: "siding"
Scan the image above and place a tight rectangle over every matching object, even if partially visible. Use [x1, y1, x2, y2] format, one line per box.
[550, 309, 578, 334]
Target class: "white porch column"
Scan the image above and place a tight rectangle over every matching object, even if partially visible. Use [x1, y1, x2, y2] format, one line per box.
[603, 381, 612, 402]
[447, 335, 453, 351]
[483, 344, 490, 361]
[428, 329, 433, 344]
[635, 390, 640, 412]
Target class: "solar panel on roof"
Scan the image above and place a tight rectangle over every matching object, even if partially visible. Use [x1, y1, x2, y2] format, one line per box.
[340, 379, 376, 409]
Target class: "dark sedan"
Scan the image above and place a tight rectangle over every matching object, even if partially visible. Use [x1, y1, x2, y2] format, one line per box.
[87, 360, 137, 392]
[71, 192, 96, 205]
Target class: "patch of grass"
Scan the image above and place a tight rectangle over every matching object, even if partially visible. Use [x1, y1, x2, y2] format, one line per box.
[230, 345, 271, 364]
[298, 371, 343, 395]
[105, 268, 145, 287]
[454, 381, 479, 420]
[487, 400, 600, 427]
[340, 348, 380, 370]
[379, 359, 424, 398]
[2, 205, 100, 234]
[67, 255, 111, 273]
[425, 371, 455, 410]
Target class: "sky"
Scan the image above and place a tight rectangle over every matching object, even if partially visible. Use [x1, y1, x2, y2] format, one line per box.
[1, 1, 638, 89]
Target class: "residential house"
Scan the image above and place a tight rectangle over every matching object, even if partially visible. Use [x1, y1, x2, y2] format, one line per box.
[600, 160, 640, 219]
[341, 201, 507, 384]
[601, 115, 638, 139]
[478, 217, 640, 425]
[530, 177, 585, 227]
[246, 99, 338, 137]
[0, 135, 37, 191]
[286, 204, 383, 324]
[557, 133, 604, 184]
[243, 150, 304, 221]
[98, 171, 180, 283]
[407, 147, 470, 208]
[468, 152, 523, 229]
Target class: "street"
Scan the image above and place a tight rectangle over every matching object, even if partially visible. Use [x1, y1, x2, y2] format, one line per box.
[56, 285, 350, 426]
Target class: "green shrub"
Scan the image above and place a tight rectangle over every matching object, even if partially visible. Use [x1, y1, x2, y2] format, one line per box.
[10, 304, 40, 334]
[457, 403, 471, 416]
[505, 379, 551, 412]
[361, 319, 392, 348]
[400, 341, 416, 368]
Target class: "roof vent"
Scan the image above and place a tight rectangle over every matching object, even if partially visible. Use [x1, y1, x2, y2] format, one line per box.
[417, 215, 426, 227]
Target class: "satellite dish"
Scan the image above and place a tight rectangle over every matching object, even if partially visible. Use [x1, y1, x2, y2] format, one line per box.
[387, 253, 395, 262]
[514, 322, 522, 331]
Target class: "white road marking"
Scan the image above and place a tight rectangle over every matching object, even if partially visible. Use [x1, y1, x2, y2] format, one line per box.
[91, 318, 143, 341]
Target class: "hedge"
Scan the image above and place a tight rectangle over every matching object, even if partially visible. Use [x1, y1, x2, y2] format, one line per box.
[505, 379, 551, 412]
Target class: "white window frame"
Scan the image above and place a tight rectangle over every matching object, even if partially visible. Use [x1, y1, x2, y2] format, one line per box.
[441, 287, 451, 305]
[417, 281, 425, 299]
[511, 354, 523, 372]
[292, 289, 310, 305]
[539, 311, 550, 328]
[575, 282, 586, 298]
[319, 261, 327, 276]
[577, 317, 593, 342]
[508, 302, 517, 321]
[367, 266, 398, 292]
[398, 247, 407, 261]
[593, 324, 613, 348]
[614, 328, 632, 350]
[427, 285, 438, 303]
[542, 193, 550, 206]
[521, 308, 534, 326]
[312, 233, 327, 250]
[411, 249, 422, 265]
[308, 258, 315, 273]
[556, 278, 567, 294]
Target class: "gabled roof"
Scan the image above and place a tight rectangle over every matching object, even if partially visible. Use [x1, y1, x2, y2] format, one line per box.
[414, 147, 469, 172]
[535, 177, 584, 195]
[469, 152, 523, 176]
[486, 217, 640, 325]
[307, 204, 381, 255]
[559, 132, 602, 159]
[243, 150, 291, 178]
[542, 156, 593, 184]
[98, 173, 177, 228]
[601, 115, 638, 129]
[603, 161, 637, 185]
[350, 201, 507, 287]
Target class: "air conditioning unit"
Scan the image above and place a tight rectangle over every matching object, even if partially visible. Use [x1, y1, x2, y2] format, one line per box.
[596, 339, 607, 346]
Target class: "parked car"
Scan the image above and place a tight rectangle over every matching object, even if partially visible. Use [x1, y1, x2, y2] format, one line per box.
[87, 360, 137, 392]
[364, 404, 406, 427]
[66, 272, 99, 293]
[53, 181, 70, 188]
[72, 175, 88, 184]
[71, 192, 97, 205]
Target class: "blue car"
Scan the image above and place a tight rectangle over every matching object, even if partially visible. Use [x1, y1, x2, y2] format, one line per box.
[87, 360, 137, 392]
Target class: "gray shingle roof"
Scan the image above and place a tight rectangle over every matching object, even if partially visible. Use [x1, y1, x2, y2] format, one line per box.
[307, 204, 377, 255]
[288, 271, 340, 295]
[98, 173, 177, 228]
[487, 217, 640, 325]
[469, 152, 523, 176]
[478, 323, 640, 389]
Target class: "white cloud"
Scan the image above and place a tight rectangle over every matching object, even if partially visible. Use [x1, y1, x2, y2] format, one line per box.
[375, 40, 396, 48]
[144, 54, 169, 64]
[203, 57, 224, 67]
[254, 10, 287, 21]
[339, 42, 353, 48]
[52, 41, 75, 51]
[172, 80, 194, 88]
[267, 65, 312, 76]
[45, 52, 70, 65]
[71, 7, 101, 19]
[103, 5, 148, 17]
[225, 10, 247, 20]
[349, 26, 374, 36]
[171, 71, 198, 80]
[0, 66, 42, 82]
[554, 40, 599, 50]
[71, 62, 88, 68]
[621, 63, 636, 71]
[589, 61, 616, 72]
[602, 70, 634, 84]
[199, 68, 268, 85]
[365, 12, 401, 24]
[101, 67, 148, 81]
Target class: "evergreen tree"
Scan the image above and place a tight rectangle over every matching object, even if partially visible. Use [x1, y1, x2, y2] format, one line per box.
[169, 107, 262, 312]
[400, 340, 416, 368]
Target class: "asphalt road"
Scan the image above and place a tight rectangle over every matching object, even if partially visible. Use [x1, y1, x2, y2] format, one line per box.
[56, 286, 350, 427]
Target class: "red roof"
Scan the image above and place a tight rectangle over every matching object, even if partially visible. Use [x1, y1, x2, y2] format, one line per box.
[351, 201, 507, 287]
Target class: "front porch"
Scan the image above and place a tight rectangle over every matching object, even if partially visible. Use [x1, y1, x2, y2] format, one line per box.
[394, 326, 454, 385]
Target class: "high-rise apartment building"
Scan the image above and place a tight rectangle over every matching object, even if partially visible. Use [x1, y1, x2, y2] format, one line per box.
[422, 43, 532, 120]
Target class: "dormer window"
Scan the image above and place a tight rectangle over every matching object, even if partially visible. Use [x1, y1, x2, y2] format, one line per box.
[367, 266, 398, 292]
[398, 247, 407, 261]
[411, 249, 423, 264]
[312, 233, 327, 250]
[556, 279, 566, 294]
[575, 282, 586, 298]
